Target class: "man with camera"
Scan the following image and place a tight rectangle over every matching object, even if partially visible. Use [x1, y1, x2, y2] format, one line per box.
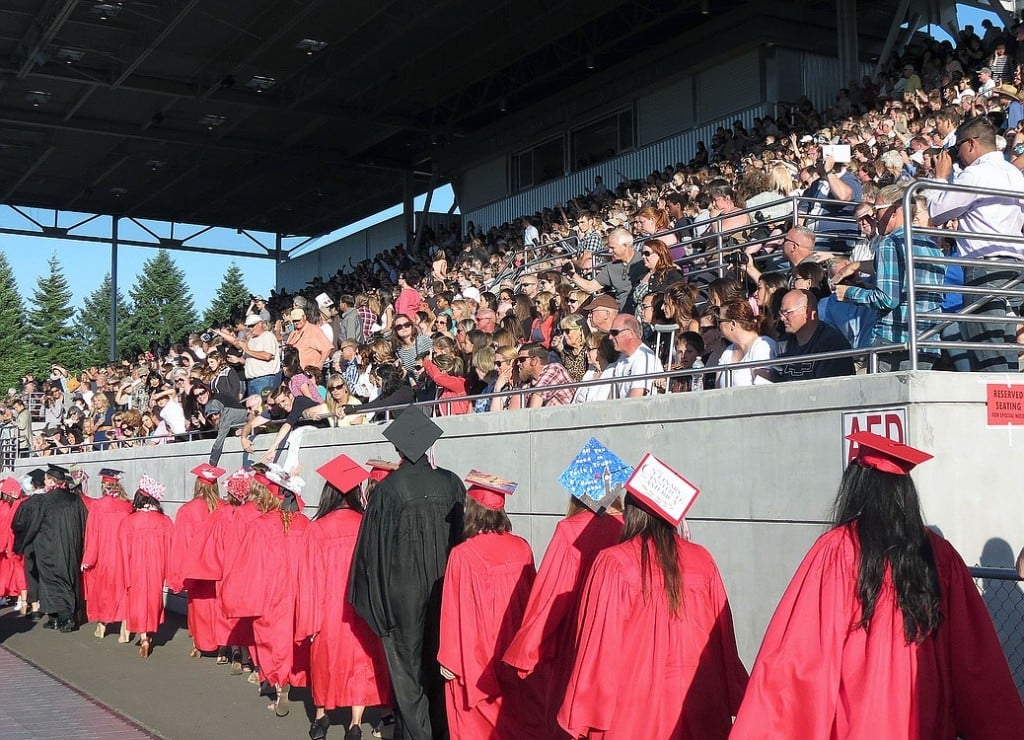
[566, 228, 644, 313]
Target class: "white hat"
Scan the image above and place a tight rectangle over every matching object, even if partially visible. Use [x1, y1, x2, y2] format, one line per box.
[245, 314, 263, 326]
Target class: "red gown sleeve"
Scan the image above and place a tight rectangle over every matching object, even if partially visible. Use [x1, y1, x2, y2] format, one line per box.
[556, 549, 634, 737]
[729, 530, 855, 739]
[80, 502, 100, 568]
[294, 527, 325, 640]
[167, 503, 194, 592]
[220, 517, 269, 618]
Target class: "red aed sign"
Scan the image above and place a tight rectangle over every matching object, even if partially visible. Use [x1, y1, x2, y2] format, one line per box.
[986, 384, 1024, 426]
[841, 408, 908, 466]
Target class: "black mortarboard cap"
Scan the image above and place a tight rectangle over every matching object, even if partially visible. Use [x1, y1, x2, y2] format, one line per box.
[382, 405, 442, 462]
[46, 464, 69, 482]
[28, 468, 46, 487]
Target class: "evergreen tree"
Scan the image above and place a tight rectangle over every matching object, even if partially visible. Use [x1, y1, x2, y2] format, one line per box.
[26, 254, 77, 374]
[202, 261, 250, 327]
[75, 273, 130, 367]
[0, 251, 33, 390]
[123, 250, 199, 356]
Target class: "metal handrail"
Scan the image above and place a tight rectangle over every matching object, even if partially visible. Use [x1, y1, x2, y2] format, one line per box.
[968, 566, 1023, 581]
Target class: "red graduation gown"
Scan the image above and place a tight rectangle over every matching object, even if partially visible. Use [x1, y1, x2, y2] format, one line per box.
[116, 510, 174, 634]
[295, 509, 392, 710]
[0, 498, 27, 597]
[169, 497, 226, 651]
[730, 525, 1024, 739]
[439, 532, 538, 740]
[558, 536, 748, 740]
[81, 495, 133, 622]
[502, 511, 624, 738]
[221, 510, 311, 688]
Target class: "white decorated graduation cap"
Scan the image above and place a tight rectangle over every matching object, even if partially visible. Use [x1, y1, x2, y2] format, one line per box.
[465, 470, 517, 511]
[190, 463, 226, 483]
[383, 406, 442, 462]
[137, 474, 166, 501]
[365, 458, 399, 482]
[318, 454, 370, 493]
[624, 453, 701, 527]
[846, 431, 932, 476]
[558, 437, 634, 514]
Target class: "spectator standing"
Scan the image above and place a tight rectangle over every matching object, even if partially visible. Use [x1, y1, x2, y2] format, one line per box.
[337, 294, 362, 343]
[12, 398, 32, 456]
[576, 212, 605, 254]
[285, 308, 333, 372]
[220, 315, 280, 398]
[775, 290, 855, 381]
[930, 116, 1024, 371]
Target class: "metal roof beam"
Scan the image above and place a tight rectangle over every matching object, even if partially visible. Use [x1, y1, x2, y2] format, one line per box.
[15, 0, 79, 79]
[112, 0, 201, 89]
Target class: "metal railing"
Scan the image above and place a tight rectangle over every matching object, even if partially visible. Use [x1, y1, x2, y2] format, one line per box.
[969, 566, 1024, 697]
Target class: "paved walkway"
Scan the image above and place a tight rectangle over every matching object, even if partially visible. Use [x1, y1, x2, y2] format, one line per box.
[0, 606, 383, 740]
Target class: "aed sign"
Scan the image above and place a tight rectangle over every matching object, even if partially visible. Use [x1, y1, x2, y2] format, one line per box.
[841, 408, 908, 466]
[986, 384, 1024, 426]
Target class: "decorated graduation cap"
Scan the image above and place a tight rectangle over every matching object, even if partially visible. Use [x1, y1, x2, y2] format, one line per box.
[46, 464, 70, 483]
[266, 464, 304, 512]
[225, 468, 255, 502]
[99, 468, 124, 484]
[69, 467, 89, 495]
[318, 454, 370, 493]
[252, 468, 281, 496]
[383, 405, 443, 462]
[846, 431, 933, 476]
[465, 470, 517, 511]
[558, 437, 634, 515]
[365, 458, 399, 483]
[1, 476, 23, 498]
[624, 453, 701, 527]
[190, 462, 226, 483]
[137, 474, 166, 501]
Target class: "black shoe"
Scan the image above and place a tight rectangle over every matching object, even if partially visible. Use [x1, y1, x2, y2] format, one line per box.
[58, 618, 78, 633]
[42, 617, 58, 630]
[258, 679, 275, 698]
[309, 716, 330, 740]
[344, 725, 362, 740]
[26, 610, 42, 621]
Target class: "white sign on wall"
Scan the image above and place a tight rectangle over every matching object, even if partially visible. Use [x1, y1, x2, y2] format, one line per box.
[840, 407, 908, 466]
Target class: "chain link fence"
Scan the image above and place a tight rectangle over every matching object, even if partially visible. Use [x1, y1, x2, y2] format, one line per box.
[970, 566, 1024, 698]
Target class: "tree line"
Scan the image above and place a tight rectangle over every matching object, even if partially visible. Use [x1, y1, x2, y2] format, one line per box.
[0, 249, 252, 390]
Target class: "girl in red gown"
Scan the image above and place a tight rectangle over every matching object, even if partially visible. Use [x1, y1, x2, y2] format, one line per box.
[0, 476, 27, 609]
[731, 432, 1024, 739]
[557, 490, 747, 738]
[297, 454, 393, 740]
[221, 468, 310, 718]
[81, 469, 133, 640]
[168, 463, 227, 660]
[438, 474, 538, 740]
[117, 474, 174, 658]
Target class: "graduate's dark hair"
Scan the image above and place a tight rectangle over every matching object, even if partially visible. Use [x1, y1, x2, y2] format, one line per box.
[193, 479, 220, 513]
[463, 495, 511, 538]
[314, 482, 364, 520]
[132, 490, 164, 514]
[832, 462, 942, 644]
[622, 495, 682, 616]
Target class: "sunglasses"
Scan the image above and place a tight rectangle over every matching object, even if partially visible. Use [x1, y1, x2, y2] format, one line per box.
[608, 328, 631, 337]
[328, 385, 346, 391]
[394, 323, 411, 329]
[641, 250, 654, 257]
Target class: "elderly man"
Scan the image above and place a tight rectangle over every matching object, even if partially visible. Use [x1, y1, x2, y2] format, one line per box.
[775, 290, 854, 381]
[579, 293, 618, 333]
[285, 307, 333, 371]
[12, 398, 32, 455]
[931, 116, 1024, 371]
[746, 225, 833, 284]
[608, 314, 664, 398]
[568, 228, 645, 312]
[509, 342, 574, 408]
[474, 307, 497, 334]
[221, 314, 280, 397]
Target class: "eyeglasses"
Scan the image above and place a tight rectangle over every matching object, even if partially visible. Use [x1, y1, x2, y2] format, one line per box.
[779, 304, 808, 318]
[782, 237, 803, 249]
[641, 303, 654, 311]
[194, 390, 209, 397]
[699, 325, 716, 332]
[955, 136, 977, 149]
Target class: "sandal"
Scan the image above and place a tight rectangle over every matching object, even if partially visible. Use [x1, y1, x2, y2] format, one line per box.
[94, 623, 106, 639]
[272, 684, 290, 717]
[215, 654, 228, 664]
[139, 638, 151, 659]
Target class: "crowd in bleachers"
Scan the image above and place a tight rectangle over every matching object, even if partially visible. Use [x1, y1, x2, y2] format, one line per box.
[9, 20, 1024, 457]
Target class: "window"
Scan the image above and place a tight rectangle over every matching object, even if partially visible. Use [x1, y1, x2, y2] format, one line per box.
[511, 136, 565, 192]
[571, 108, 635, 171]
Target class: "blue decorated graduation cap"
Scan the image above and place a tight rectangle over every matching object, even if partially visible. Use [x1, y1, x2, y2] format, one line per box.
[558, 437, 634, 514]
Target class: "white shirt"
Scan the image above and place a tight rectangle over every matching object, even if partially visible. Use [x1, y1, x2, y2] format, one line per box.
[573, 367, 615, 404]
[245, 330, 281, 377]
[159, 399, 187, 435]
[715, 336, 776, 388]
[524, 224, 540, 246]
[929, 151, 1024, 259]
[609, 345, 664, 399]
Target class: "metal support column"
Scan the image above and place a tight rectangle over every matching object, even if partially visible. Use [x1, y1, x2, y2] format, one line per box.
[402, 170, 415, 247]
[413, 165, 438, 253]
[876, 0, 912, 76]
[274, 233, 283, 292]
[109, 217, 119, 361]
[836, 0, 860, 87]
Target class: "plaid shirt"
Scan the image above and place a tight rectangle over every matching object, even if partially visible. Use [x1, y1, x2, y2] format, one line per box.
[844, 227, 944, 349]
[357, 306, 377, 342]
[579, 228, 604, 253]
[524, 362, 574, 406]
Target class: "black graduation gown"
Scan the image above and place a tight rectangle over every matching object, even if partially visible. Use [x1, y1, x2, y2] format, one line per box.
[24, 487, 87, 617]
[349, 456, 465, 740]
[11, 492, 46, 602]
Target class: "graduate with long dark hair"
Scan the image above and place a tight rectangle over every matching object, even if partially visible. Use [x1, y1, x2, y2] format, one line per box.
[558, 475, 747, 738]
[731, 432, 1024, 738]
[297, 455, 392, 740]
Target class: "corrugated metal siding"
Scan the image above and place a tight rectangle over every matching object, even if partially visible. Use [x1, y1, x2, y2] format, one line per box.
[698, 50, 761, 121]
[638, 75, 694, 145]
[462, 104, 766, 230]
[800, 52, 874, 111]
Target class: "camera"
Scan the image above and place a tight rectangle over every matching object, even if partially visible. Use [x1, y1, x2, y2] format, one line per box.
[560, 263, 575, 276]
[201, 332, 213, 343]
[723, 251, 749, 266]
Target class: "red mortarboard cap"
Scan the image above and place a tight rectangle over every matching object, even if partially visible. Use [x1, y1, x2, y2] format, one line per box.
[846, 432, 932, 475]
[365, 458, 399, 482]
[465, 470, 517, 511]
[317, 454, 370, 493]
[1, 476, 23, 497]
[252, 470, 280, 496]
[624, 453, 700, 527]
[190, 463, 226, 483]
[382, 406, 442, 462]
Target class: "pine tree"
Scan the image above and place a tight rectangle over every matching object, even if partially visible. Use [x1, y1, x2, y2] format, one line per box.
[0, 251, 33, 390]
[123, 250, 199, 356]
[26, 254, 77, 374]
[75, 273, 130, 366]
[203, 261, 250, 327]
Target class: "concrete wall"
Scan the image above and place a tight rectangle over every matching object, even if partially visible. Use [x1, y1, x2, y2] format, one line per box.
[25, 372, 1024, 667]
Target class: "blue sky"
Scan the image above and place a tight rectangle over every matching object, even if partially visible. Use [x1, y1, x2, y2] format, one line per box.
[0, 3, 1003, 317]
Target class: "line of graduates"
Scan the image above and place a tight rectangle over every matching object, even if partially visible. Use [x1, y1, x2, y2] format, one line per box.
[3, 417, 1024, 739]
